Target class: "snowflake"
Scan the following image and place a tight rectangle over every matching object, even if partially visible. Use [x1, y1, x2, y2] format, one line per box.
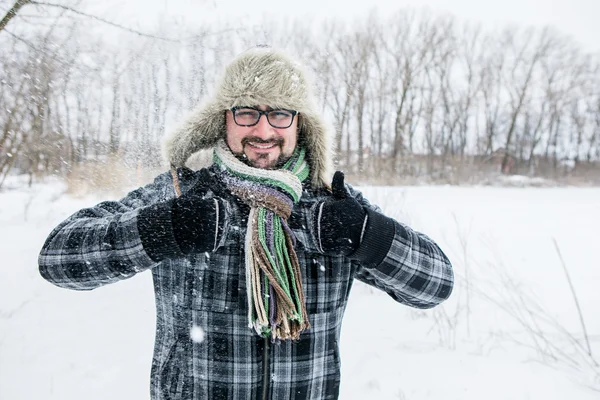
[190, 325, 205, 343]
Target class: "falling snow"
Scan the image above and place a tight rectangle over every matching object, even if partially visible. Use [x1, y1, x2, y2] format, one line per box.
[190, 325, 205, 343]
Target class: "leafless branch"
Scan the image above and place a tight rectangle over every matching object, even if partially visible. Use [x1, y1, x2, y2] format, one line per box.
[0, 0, 31, 32]
[28, 1, 181, 42]
[552, 237, 595, 362]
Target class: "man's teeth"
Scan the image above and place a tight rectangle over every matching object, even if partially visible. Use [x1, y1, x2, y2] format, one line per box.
[249, 142, 276, 149]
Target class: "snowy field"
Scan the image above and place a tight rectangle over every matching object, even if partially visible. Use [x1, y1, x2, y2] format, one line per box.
[1, 176, 599, 400]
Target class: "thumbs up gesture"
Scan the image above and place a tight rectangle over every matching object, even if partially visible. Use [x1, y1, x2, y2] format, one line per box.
[312, 171, 367, 256]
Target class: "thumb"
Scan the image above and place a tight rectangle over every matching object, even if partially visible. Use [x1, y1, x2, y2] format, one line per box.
[331, 171, 347, 200]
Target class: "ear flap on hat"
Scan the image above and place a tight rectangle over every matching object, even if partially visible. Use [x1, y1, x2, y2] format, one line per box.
[163, 100, 225, 168]
[297, 109, 334, 188]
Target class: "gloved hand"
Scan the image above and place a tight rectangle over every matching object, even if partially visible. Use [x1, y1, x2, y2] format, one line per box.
[137, 176, 226, 261]
[312, 171, 367, 256]
[171, 191, 225, 255]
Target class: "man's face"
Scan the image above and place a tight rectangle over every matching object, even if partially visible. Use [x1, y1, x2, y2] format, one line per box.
[225, 105, 298, 169]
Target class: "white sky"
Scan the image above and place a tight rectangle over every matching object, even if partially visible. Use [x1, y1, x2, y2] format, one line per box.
[94, 0, 600, 52]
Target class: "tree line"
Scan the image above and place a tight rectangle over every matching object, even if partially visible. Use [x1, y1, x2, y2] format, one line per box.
[1, 5, 599, 188]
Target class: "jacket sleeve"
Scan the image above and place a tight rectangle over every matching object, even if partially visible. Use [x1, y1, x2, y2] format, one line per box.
[347, 185, 454, 309]
[38, 171, 178, 291]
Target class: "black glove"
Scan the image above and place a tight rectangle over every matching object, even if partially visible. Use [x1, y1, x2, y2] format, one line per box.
[171, 193, 225, 255]
[137, 178, 226, 261]
[312, 171, 367, 256]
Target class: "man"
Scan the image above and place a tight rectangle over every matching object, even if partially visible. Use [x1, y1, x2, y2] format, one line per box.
[39, 47, 453, 400]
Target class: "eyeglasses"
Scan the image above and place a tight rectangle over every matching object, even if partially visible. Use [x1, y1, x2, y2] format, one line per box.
[230, 107, 298, 129]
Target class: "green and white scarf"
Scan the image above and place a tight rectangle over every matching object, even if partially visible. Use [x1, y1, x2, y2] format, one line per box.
[213, 140, 310, 340]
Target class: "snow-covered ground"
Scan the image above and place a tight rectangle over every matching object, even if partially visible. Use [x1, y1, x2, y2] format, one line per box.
[1, 176, 598, 400]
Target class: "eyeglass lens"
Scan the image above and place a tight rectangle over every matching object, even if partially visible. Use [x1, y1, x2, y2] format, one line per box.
[233, 108, 295, 128]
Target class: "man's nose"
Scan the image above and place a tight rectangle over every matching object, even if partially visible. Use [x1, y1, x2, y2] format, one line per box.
[253, 114, 274, 136]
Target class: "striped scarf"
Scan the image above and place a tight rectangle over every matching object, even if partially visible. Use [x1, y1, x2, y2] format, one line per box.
[213, 140, 310, 340]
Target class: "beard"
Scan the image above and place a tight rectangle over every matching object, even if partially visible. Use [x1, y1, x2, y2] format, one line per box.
[232, 136, 293, 170]
[232, 151, 292, 170]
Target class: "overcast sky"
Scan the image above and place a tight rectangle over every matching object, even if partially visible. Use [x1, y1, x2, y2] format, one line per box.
[92, 0, 600, 52]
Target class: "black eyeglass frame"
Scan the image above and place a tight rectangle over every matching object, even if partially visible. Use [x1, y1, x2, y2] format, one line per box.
[230, 107, 298, 129]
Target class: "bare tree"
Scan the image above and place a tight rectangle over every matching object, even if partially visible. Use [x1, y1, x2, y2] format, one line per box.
[323, 21, 360, 167]
[499, 27, 552, 173]
[479, 35, 506, 157]
[365, 23, 392, 176]
[384, 10, 441, 167]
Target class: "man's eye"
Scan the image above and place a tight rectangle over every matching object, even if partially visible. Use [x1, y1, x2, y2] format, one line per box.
[237, 110, 258, 117]
[270, 110, 291, 118]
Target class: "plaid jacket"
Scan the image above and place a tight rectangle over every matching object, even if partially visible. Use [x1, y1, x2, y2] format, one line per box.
[39, 165, 454, 400]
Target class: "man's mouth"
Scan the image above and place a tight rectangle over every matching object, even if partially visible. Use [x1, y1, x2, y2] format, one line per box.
[233, 138, 289, 169]
[247, 141, 277, 150]
[242, 137, 283, 151]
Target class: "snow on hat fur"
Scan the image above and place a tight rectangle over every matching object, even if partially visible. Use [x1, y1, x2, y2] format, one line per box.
[163, 47, 334, 188]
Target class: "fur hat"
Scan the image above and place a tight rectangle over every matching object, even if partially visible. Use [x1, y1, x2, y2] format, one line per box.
[163, 47, 334, 188]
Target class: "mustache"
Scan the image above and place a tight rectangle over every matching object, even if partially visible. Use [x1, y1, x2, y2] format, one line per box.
[241, 136, 284, 146]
